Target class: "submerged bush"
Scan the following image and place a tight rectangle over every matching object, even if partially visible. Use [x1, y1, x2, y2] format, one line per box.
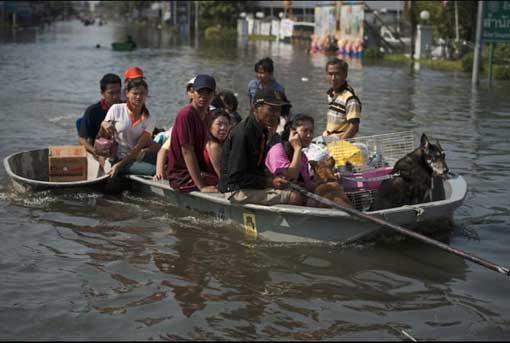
[364, 47, 384, 59]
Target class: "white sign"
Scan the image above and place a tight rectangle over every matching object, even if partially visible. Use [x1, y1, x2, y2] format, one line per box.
[260, 22, 271, 36]
[280, 19, 294, 39]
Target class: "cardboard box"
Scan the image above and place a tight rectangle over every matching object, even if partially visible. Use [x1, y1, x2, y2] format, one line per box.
[48, 145, 88, 182]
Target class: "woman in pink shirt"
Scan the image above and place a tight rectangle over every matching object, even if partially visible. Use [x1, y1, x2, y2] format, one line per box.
[265, 114, 315, 192]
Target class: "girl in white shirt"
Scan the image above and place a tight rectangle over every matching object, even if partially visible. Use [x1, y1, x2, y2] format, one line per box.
[100, 78, 156, 176]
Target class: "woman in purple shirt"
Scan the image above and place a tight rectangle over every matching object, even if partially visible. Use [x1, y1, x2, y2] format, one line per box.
[265, 114, 315, 192]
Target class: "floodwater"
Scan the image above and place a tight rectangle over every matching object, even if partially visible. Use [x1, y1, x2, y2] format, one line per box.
[1, 21, 510, 340]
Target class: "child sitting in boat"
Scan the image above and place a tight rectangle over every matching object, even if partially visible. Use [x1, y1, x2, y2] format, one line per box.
[77, 73, 122, 156]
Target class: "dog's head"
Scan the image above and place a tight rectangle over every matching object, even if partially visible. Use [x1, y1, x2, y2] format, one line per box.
[421, 133, 449, 178]
[309, 156, 338, 182]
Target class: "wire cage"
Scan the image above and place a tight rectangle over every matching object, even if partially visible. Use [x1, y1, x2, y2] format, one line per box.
[326, 131, 417, 211]
[326, 131, 417, 173]
[346, 189, 378, 211]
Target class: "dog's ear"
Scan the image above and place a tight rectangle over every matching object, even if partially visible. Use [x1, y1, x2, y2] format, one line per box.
[421, 133, 430, 150]
[327, 156, 336, 169]
[309, 160, 318, 170]
[436, 140, 444, 151]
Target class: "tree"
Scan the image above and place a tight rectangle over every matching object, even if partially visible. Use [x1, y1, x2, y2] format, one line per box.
[198, 1, 254, 30]
[405, 1, 478, 42]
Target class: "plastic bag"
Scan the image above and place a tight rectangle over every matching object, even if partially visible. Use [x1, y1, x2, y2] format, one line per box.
[94, 137, 117, 158]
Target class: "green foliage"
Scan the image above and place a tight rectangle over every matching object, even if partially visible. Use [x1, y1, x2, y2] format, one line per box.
[204, 26, 237, 40]
[248, 34, 277, 41]
[43, 1, 77, 18]
[494, 43, 510, 63]
[494, 65, 510, 80]
[97, 1, 152, 19]
[406, 1, 477, 42]
[363, 47, 384, 59]
[461, 52, 475, 72]
[198, 1, 253, 30]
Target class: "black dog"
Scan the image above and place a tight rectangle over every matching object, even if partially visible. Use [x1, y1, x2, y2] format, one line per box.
[371, 133, 449, 210]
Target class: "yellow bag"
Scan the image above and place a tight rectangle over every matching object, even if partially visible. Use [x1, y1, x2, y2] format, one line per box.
[326, 140, 365, 167]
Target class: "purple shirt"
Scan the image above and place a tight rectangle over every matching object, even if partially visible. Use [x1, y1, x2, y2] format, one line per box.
[167, 104, 209, 191]
[265, 143, 314, 191]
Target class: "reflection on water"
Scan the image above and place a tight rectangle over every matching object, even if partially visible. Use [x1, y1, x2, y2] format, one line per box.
[1, 20, 510, 340]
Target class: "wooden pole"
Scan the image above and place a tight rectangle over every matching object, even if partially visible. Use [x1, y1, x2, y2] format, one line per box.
[488, 42, 495, 87]
[288, 182, 510, 276]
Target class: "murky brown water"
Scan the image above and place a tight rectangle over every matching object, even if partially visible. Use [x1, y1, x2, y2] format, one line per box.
[1, 20, 510, 340]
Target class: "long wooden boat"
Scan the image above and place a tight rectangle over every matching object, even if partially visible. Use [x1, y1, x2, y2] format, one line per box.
[126, 173, 467, 245]
[4, 148, 111, 192]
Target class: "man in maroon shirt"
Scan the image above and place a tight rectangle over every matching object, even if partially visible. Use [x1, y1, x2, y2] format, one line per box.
[167, 74, 218, 192]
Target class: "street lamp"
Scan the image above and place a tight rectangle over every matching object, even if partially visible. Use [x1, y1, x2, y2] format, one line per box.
[420, 10, 430, 23]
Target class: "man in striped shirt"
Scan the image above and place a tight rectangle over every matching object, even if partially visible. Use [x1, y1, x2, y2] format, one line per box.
[322, 58, 361, 140]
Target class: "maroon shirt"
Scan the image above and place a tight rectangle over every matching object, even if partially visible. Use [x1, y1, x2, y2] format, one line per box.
[167, 104, 209, 192]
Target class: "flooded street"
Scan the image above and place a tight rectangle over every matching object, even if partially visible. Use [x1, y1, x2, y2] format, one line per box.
[1, 21, 510, 340]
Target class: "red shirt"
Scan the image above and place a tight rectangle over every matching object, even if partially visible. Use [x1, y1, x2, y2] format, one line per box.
[167, 104, 209, 192]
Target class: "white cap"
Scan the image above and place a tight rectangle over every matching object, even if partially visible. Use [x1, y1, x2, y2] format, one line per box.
[186, 77, 196, 88]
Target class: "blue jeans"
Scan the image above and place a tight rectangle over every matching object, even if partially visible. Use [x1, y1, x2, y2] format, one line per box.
[113, 152, 157, 176]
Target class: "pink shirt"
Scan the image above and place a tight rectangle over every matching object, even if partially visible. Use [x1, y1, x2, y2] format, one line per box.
[265, 143, 314, 191]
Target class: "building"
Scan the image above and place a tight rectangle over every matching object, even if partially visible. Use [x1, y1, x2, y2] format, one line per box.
[251, 1, 409, 52]
[1, 1, 47, 27]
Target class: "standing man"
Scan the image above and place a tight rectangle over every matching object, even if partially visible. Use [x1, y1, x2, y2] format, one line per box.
[78, 73, 122, 155]
[167, 74, 218, 193]
[219, 88, 303, 206]
[322, 58, 361, 140]
[248, 57, 292, 133]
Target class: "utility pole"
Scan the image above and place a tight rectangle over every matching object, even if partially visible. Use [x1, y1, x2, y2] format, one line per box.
[195, 1, 199, 34]
[454, 0, 460, 57]
[454, 1, 460, 43]
[409, 0, 417, 60]
[472, 1, 484, 86]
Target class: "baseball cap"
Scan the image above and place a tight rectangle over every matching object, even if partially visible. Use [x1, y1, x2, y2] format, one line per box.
[253, 88, 289, 106]
[124, 66, 144, 80]
[192, 74, 216, 91]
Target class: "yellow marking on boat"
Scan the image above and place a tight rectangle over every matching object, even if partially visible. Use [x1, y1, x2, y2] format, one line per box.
[242, 213, 258, 238]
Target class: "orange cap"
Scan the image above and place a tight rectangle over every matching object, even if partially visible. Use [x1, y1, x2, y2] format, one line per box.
[124, 66, 144, 80]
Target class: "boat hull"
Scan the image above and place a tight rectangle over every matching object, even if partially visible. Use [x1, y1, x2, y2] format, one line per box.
[127, 174, 467, 244]
[4, 149, 110, 192]
[111, 42, 136, 51]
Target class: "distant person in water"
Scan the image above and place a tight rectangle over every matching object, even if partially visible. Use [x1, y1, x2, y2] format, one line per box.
[78, 73, 122, 157]
[126, 35, 136, 46]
